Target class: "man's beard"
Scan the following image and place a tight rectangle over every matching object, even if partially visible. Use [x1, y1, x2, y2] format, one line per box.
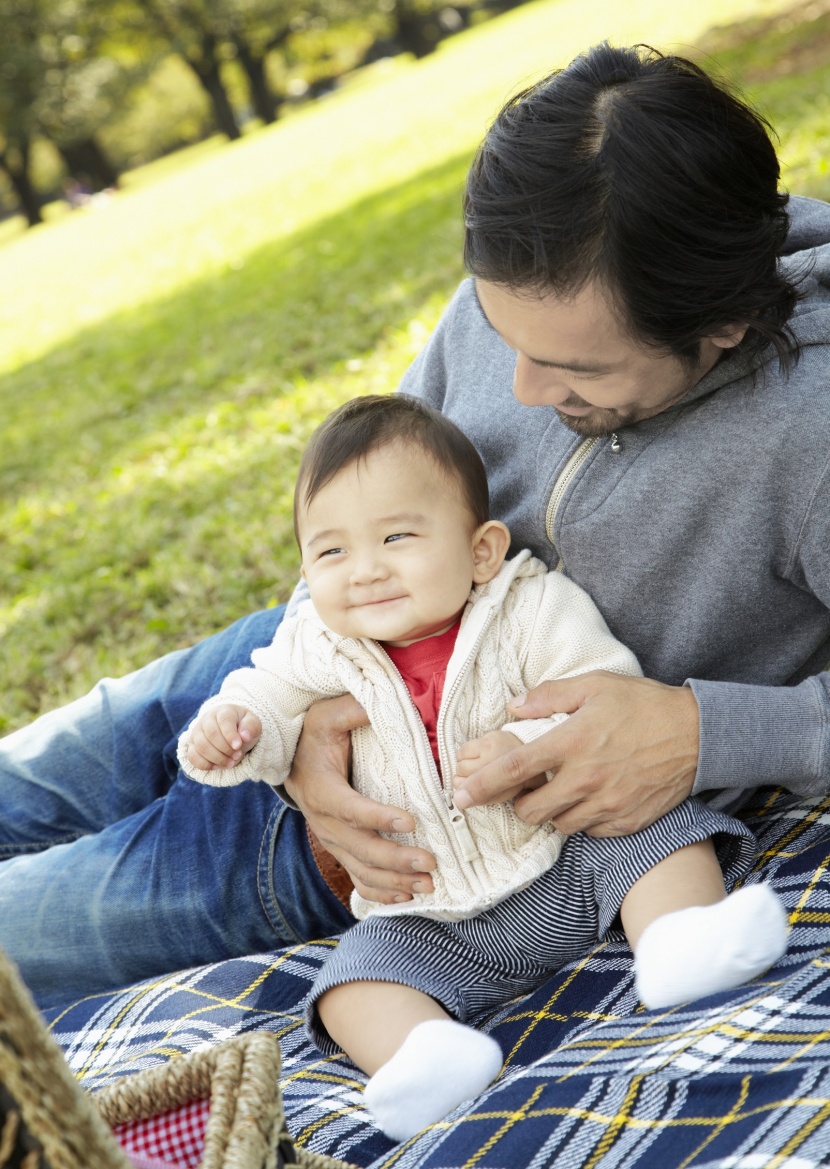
[555, 407, 625, 437]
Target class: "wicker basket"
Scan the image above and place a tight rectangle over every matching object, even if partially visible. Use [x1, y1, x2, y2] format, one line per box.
[0, 948, 355, 1169]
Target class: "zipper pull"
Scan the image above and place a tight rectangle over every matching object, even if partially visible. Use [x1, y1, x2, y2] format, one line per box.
[449, 801, 481, 862]
[610, 433, 621, 452]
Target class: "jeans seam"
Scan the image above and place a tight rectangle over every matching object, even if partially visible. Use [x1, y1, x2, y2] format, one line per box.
[0, 831, 84, 860]
[257, 803, 306, 945]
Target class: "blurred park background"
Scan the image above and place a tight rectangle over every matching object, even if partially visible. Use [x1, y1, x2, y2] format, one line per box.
[1, 0, 829, 732]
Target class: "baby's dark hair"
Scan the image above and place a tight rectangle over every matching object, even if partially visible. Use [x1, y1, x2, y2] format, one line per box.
[294, 394, 489, 542]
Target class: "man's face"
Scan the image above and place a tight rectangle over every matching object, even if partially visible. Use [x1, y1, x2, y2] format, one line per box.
[475, 279, 739, 436]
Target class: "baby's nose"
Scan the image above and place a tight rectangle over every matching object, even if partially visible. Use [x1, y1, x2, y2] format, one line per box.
[350, 553, 389, 584]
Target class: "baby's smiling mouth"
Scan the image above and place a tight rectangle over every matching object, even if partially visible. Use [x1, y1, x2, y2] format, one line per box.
[355, 595, 406, 608]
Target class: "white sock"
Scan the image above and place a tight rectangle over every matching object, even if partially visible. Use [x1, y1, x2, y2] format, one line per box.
[635, 884, 789, 1010]
[363, 1019, 503, 1142]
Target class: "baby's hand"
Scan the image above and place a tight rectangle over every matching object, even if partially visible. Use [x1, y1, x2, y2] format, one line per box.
[187, 704, 262, 770]
[454, 730, 522, 786]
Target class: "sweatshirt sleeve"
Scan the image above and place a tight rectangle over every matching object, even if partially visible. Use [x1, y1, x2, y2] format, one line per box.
[689, 676, 828, 798]
[690, 454, 830, 799]
[177, 618, 334, 789]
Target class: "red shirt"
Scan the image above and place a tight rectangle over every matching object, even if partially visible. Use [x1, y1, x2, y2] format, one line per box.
[382, 619, 461, 776]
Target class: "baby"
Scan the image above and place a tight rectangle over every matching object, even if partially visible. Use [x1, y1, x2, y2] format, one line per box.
[179, 394, 788, 1142]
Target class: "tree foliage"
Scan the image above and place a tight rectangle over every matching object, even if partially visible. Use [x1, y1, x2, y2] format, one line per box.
[0, 0, 523, 226]
[0, 0, 155, 222]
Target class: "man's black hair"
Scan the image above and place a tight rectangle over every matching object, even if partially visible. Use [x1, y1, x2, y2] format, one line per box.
[294, 394, 489, 542]
[464, 43, 800, 367]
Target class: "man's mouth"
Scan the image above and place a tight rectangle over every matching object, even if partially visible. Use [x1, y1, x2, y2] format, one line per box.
[555, 404, 594, 417]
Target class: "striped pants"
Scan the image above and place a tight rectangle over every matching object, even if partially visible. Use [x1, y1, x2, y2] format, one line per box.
[307, 797, 756, 1053]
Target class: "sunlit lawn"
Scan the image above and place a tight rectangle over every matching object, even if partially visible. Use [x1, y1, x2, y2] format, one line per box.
[1, 0, 828, 732]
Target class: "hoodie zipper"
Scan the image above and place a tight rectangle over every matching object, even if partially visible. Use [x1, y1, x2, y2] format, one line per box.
[545, 436, 613, 570]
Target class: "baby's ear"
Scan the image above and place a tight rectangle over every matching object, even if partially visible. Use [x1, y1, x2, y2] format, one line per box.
[471, 521, 511, 584]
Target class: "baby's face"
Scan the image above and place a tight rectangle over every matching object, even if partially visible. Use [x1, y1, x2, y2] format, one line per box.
[298, 444, 481, 646]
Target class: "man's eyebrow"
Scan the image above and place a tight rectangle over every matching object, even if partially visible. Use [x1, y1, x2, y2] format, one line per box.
[527, 356, 618, 374]
[473, 284, 618, 374]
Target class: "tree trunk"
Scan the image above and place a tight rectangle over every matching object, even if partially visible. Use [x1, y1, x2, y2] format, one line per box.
[186, 32, 242, 140]
[58, 136, 120, 191]
[0, 139, 42, 227]
[394, 2, 441, 58]
[233, 37, 278, 124]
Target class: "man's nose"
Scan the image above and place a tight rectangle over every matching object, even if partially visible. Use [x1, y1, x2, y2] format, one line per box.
[512, 352, 571, 406]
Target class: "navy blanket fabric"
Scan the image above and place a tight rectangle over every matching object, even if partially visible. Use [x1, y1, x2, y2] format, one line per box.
[45, 787, 830, 1169]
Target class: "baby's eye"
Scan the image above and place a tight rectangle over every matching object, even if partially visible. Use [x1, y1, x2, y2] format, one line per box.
[319, 547, 344, 558]
[384, 532, 411, 544]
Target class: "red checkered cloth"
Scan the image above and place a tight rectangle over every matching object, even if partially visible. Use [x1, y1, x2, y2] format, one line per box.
[113, 1096, 210, 1169]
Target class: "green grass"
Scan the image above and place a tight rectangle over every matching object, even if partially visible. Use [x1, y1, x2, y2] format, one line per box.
[1, 0, 827, 732]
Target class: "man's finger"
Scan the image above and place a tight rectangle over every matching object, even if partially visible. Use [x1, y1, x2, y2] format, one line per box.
[514, 789, 590, 832]
[348, 873, 430, 905]
[294, 776, 421, 841]
[313, 808, 435, 875]
[344, 856, 436, 899]
[454, 729, 572, 808]
[319, 825, 436, 899]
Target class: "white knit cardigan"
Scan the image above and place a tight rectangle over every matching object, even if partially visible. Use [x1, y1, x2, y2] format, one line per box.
[179, 552, 641, 922]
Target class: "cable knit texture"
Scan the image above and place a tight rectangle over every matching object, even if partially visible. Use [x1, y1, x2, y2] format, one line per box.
[178, 552, 641, 921]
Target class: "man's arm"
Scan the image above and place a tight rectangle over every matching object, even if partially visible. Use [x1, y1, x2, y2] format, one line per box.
[688, 454, 830, 804]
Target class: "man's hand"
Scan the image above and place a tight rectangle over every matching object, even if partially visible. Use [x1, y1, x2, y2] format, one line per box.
[284, 694, 436, 904]
[452, 672, 699, 837]
[187, 704, 262, 770]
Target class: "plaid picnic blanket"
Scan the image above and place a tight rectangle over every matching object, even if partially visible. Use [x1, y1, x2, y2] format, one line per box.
[44, 786, 830, 1169]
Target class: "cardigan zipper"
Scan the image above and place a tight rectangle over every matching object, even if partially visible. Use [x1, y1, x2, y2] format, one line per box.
[365, 641, 483, 869]
[435, 600, 499, 866]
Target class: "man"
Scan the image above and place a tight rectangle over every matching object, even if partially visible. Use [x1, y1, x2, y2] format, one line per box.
[2, 44, 829, 1008]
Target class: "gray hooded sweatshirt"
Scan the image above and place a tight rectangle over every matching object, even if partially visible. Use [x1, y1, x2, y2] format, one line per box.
[399, 195, 830, 809]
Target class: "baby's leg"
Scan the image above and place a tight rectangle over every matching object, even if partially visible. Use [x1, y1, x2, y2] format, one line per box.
[623, 840, 788, 1009]
[318, 981, 502, 1141]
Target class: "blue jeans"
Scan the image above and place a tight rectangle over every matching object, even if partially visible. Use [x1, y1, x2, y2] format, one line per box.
[0, 606, 354, 1010]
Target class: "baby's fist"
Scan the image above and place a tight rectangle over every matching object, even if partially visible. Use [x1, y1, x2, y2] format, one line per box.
[187, 704, 262, 771]
[454, 730, 521, 780]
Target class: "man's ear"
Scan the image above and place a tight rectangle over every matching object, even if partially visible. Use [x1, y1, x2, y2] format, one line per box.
[471, 521, 511, 584]
[707, 323, 749, 350]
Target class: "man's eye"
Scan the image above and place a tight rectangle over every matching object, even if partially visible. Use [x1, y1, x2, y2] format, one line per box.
[384, 533, 411, 544]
